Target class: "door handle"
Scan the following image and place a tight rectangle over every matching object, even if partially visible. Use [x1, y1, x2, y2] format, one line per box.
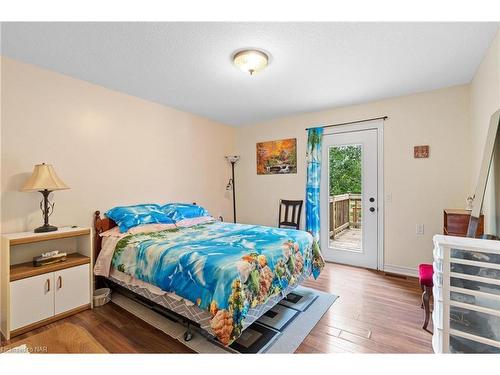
[46, 278, 50, 293]
[57, 275, 63, 289]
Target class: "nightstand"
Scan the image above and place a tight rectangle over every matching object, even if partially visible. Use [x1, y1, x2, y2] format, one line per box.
[443, 209, 484, 237]
[0, 227, 93, 341]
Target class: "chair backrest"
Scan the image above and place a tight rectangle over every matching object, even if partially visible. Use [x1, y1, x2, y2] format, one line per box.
[278, 199, 303, 230]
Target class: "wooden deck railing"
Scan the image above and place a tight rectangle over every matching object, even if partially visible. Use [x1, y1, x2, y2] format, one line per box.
[329, 193, 361, 239]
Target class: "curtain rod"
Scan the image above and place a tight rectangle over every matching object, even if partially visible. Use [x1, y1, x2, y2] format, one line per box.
[305, 116, 388, 130]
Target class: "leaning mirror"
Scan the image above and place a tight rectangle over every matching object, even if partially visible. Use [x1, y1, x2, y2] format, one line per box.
[467, 109, 500, 238]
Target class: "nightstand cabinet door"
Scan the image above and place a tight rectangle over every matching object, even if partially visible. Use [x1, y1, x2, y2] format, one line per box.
[10, 273, 55, 331]
[54, 264, 90, 315]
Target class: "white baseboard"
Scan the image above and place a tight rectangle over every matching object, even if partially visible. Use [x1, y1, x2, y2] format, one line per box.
[382, 264, 419, 278]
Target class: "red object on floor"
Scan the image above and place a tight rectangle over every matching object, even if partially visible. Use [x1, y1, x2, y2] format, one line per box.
[419, 263, 434, 331]
[418, 264, 434, 287]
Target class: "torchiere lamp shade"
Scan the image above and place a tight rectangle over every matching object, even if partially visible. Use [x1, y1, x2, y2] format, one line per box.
[225, 155, 240, 164]
[22, 163, 69, 191]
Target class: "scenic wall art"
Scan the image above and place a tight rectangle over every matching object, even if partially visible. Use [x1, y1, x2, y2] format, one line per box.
[256, 138, 297, 175]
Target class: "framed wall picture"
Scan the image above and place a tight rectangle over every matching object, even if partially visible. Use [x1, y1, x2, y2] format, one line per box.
[414, 145, 430, 158]
[256, 138, 297, 175]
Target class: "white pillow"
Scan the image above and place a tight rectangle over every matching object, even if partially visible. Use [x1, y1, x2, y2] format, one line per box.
[174, 216, 215, 228]
[99, 223, 176, 237]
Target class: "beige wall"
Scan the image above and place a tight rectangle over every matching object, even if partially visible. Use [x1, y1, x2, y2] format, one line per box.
[235, 85, 472, 273]
[469, 29, 500, 235]
[0, 57, 236, 234]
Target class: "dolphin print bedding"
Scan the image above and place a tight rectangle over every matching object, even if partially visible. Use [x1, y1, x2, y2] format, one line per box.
[105, 220, 325, 345]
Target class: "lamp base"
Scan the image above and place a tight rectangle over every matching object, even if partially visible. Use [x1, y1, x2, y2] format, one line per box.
[34, 224, 58, 233]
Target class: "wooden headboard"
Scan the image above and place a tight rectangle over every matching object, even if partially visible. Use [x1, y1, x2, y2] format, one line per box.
[93, 210, 117, 261]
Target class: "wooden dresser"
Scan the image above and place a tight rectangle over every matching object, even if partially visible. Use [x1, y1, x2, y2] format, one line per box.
[443, 209, 484, 237]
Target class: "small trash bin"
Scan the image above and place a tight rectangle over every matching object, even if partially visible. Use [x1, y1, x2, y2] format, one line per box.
[93, 287, 111, 307]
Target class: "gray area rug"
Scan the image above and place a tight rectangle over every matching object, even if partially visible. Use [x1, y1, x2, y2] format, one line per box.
[112, 286, 338, 353]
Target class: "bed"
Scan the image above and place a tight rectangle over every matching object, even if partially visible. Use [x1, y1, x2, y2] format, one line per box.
[93, 210, 324, 346]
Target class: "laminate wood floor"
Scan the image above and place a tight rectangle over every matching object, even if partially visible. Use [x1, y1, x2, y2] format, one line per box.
[1, 263, 432, 353]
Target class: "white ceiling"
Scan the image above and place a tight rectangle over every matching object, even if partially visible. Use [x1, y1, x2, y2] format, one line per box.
[1, 22, 498, 126]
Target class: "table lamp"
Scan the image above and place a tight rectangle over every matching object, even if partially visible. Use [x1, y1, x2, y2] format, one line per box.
[22, 163, 70, 233]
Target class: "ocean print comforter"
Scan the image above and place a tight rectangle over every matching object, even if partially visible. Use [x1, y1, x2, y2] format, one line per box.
[110, 221, 325, 345]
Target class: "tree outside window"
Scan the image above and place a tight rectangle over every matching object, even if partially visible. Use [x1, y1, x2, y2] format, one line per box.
[329, 145, 362, 196]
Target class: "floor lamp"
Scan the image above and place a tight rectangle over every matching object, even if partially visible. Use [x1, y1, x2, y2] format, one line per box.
[225, 155, 240, 223]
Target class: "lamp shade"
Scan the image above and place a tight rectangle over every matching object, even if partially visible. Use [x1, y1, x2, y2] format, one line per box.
[22, 163, 69, 192]
[225, 155, 240, 163]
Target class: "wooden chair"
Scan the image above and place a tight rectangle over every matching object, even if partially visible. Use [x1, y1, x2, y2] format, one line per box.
[278, 199, 303, 230]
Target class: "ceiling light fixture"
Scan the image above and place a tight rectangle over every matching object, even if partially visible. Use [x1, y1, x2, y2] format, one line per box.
[233, 49, 269, 76]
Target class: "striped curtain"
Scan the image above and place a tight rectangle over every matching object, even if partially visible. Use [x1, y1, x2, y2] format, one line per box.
[305, 127, 324, 277]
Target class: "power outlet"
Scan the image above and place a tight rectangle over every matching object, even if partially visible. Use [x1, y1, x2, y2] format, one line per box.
[416, 224, 425, 235]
